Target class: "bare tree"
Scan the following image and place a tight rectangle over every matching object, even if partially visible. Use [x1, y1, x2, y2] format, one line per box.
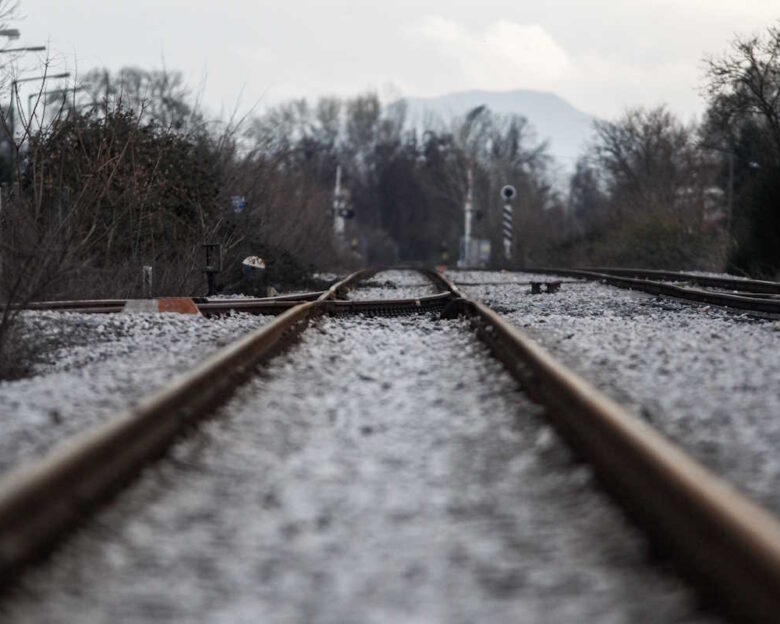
[704, 23, 780, 164]
[567, 107, 723, 269]
[591, 107, 704, 217]
[77, 67, 199, 131]
[702, 23, 780, 277]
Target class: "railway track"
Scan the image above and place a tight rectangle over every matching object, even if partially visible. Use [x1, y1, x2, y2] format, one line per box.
[585, 266, 780, 296]
[521, 267, 780, 317]
[2, 268, 780, 620]
[20, 291, 327, 316]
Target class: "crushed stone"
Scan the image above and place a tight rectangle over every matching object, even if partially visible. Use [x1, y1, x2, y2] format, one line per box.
[0, 311, 271, 474]
[348, 269, 439, 300]
[3, 314, 716, 623]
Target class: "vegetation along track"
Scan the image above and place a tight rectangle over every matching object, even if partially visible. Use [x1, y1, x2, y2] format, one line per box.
[522, 267, 780, 317]
[2, 268, 780, 620]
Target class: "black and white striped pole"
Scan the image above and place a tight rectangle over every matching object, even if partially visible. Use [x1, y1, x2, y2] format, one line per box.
[500, 185, 516, 261]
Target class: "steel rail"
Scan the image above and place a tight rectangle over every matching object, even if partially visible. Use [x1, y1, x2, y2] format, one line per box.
[17, 300, 311, 317]
[0, 301, 319, 583]
[522, 267, 780, 316]
[317, 268, 378, 301]
[325, 291, 452, 316]
[23, 299, 128, 311]
[0, 268, 378, 582]
[585, 266, 780, 295]
[0, 269, 456, 582]
[17, 269, 434, 315]
[451, 279, 581, 287]
[18, 291, 328, 314]
[197, 300, 302, 317]
[415, 267, 464, 297]
[426, 271, 780, 622]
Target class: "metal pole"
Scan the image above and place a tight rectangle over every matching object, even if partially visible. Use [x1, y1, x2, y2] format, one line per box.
[727, 151, 734, 232]
[502, 201, 513, 260]
[142, 266, 153, 298]
[29, 88, 75, 126]
[464, 161, 473, 245]
[8, 80, 14, 141]
[458, 160, 474, 267]
[6, 72, 69, 141]
[0, 185, 3, 281]
[333, 165, 345, 241]
[499, 185, 517, 264]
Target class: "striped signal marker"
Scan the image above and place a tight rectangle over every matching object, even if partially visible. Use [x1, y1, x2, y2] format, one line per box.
[502, 203, 513, 260]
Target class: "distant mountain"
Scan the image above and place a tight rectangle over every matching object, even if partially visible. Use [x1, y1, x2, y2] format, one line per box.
[401, 89, 598, 174]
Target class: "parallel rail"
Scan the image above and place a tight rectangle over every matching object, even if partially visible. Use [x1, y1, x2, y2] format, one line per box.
[23, 300, 308, 317]
[325, 291, 452, 316]
[0, 302, 317, 584]
[586, 266, 780, 296]
[435, 270, 780, 621]
[522, 267, 780, 316]
[19, 291, 328, 315]
[2, 267, 780, 620]
[0, 269, 441, 584]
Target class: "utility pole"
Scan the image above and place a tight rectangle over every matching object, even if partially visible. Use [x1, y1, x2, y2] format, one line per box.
[8, 71, 69, 140]
[727, 151, 734, 232]
[0, 40, 47, 139]
[458, 160, 474, 267]
[28, 86, 83, 123]
[333, 164, 345, 242]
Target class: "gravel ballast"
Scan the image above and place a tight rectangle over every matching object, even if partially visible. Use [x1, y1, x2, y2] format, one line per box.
[453, 270, 780, 516]
[0, 310, 271, 475]
[3, 313, 713, 623]
[347, 269, 439, 300]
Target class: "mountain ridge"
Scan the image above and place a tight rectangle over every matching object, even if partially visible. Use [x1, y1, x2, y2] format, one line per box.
[400, 89, 598, 173]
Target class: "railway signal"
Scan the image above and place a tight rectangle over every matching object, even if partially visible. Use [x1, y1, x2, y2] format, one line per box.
[333, 165, 347, 240]
[439, 240, 449, 264]
[500, 185, 516, 261]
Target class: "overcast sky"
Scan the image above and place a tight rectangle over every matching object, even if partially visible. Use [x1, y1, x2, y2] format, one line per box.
[14, 0, 780, 121]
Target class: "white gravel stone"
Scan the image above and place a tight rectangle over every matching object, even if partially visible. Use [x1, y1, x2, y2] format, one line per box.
[2, 314, 715, 623]
[452, 270, 780, 516]
[0, 310, 272, 474]
[348, 269, 439, 300]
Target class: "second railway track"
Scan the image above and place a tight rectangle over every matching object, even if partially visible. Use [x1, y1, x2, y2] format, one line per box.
[1, 268, 780, 621]
[520, 266, 780, 317]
